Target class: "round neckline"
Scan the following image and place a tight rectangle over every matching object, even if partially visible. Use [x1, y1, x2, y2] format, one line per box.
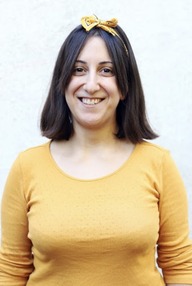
[46, 140, 140, 182]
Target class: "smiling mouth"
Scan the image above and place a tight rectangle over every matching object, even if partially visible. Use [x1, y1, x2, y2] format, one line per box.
[79, 97, 104, 105]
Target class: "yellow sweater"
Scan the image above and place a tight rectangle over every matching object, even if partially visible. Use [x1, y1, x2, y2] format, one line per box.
[0, 141, 192, 286]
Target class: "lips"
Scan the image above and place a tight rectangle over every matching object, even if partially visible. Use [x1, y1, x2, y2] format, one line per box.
[78, 97, 104, 105]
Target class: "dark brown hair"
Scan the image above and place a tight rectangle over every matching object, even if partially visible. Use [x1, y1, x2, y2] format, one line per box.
[40, 24, 158, 143]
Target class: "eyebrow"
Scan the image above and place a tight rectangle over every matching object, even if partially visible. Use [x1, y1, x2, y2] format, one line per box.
[75, 60, 113, 65]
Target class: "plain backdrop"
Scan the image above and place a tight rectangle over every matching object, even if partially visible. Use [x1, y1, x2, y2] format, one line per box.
[0, 0, 191, 235]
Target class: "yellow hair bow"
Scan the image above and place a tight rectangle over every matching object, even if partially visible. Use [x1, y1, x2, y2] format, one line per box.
[81, 15, 128, 54]
[81, 15, 118, 37]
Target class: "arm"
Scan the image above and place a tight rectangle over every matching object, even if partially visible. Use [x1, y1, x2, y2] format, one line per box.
[157, 151, 192, 284]
[0, 156, 34, 285]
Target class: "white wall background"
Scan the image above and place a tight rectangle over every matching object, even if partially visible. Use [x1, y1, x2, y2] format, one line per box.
[0, 0, 191, 235]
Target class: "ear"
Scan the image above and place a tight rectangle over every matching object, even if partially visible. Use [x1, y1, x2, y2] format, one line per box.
[120, 90, 128, 101]
[120, 95, 125, 101]
[120, 85, 128, 101]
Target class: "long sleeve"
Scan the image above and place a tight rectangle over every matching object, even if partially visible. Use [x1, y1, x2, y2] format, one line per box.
[157, 151, 192, 284]
[0, 156, 34, 285]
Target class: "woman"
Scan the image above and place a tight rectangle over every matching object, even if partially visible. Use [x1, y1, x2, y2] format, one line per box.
[0, 15, 192, 286]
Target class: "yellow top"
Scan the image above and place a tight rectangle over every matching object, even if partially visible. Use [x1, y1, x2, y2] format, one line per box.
[0, 141, 192, 286]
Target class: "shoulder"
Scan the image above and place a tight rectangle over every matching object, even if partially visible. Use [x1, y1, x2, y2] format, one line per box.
[5, 141, 51, 184]
[136, 141, 180, 175]
[16, 141, 51, 167]
[136, 140, 169, 159]
[19, 141, 50, 157]
[133, 141, 176, 174]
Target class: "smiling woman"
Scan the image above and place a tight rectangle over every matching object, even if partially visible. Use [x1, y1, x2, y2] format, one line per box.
[40, 17, 157, 142]
[65, 37, 123, 132]
[0, 15, 192, 286]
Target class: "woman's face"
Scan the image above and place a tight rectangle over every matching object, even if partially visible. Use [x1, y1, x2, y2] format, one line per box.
[65, 36, 124, 133]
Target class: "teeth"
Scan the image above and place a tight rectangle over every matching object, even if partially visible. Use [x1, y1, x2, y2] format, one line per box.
[81, 98, 102, 105]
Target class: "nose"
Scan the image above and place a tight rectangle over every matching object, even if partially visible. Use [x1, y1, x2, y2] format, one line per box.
[83, 72, 100, 94]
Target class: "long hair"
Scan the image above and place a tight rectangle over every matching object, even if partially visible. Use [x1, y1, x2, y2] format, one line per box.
[40, 24, 158, 143]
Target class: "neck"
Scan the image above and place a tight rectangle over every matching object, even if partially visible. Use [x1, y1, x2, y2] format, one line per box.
[70, 125, 120, 151]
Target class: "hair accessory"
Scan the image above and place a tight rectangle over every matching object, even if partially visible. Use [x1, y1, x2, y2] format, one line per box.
[81, 15, 128, 54]
[81, 15, 118, 36]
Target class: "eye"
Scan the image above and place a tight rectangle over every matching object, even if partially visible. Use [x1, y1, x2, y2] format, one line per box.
[73, 66, 86, 75]
[100, 67, 114, 76]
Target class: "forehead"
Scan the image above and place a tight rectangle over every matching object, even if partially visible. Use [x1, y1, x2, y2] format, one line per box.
[77, 36, 111, 61]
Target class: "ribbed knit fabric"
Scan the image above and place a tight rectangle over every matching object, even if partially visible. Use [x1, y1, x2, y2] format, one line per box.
[0, 141, 192, 285]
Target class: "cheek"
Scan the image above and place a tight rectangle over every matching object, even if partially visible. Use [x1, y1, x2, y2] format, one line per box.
[65, 78, 83, 99]
[65, 77, 76, 95]
[106, 79, 123, 100]
[64, 89, 72, 110]
[64, 90, 69, 103]
[65, 82, 72, 96]
[65, 81, 75, 101]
